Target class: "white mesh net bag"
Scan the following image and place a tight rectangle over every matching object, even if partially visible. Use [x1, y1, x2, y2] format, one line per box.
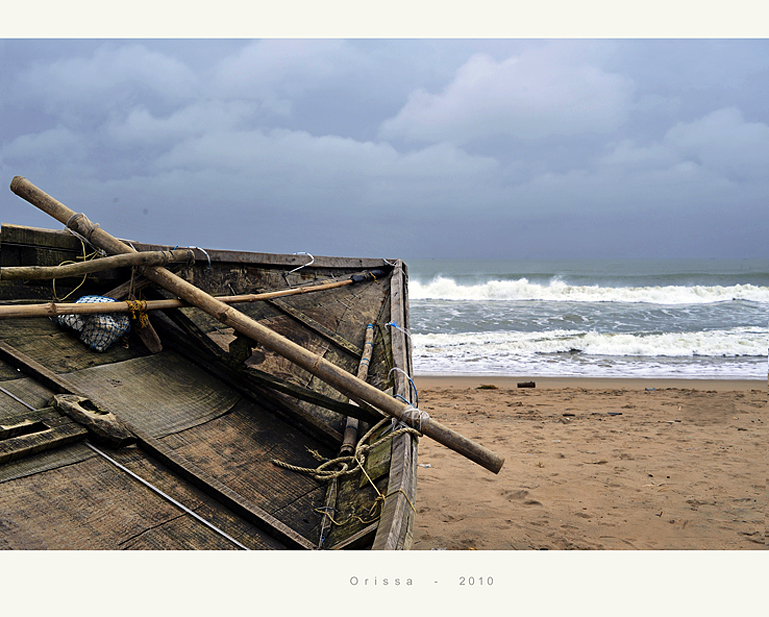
[57, 295, 131, 352]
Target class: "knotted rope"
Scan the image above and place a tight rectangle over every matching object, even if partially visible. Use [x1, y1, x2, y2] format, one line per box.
[272, 417, 421, 482]
[126, 298, 150, 328]
[273, 413, 422, 530]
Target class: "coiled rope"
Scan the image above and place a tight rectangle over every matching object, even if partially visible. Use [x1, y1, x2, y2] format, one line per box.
[272, 416, 421, 527]
[272, 417, 421, 482]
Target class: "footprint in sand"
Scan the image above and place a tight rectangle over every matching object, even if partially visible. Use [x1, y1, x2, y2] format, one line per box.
[502, 489, 529, 501]
[523, 499, 543, 507]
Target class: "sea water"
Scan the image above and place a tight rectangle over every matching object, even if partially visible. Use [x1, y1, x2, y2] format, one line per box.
[406, 259, 769, 380]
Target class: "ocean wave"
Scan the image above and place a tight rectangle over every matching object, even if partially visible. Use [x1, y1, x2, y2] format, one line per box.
[409, 276, 769, 305]
[412, 327, 767, 359]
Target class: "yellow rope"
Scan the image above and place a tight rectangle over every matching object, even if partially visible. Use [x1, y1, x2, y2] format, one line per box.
[52, 237, 101, 301]
[274, 418, 421, 530]
[126, 298, 150, 328]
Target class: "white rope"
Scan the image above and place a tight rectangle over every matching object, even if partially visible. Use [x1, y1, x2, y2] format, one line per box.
[288, 252, 315, 275]
[189, 246, 212, 270]
[402, 404, 430, 431]
[386, 321, 412, 340]
[388, 367, 419, 408]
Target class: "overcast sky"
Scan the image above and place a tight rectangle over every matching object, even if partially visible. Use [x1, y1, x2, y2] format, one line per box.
[2, 38, 768, 260]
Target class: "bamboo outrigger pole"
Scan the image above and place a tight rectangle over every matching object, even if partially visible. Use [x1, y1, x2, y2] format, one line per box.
[0, 272, 387, 319]
[9, 176, 505, 474]
[0, 249, 195, 281]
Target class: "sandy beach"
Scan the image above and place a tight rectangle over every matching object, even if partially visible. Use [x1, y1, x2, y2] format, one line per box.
[410, 376, 766, 550]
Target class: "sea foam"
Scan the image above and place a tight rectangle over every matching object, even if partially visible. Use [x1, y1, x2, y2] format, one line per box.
[409, 276, 769, 305]
[413, 326, 766, 359]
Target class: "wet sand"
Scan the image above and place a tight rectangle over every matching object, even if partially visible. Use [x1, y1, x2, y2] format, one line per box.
[410, 376, 766, 550]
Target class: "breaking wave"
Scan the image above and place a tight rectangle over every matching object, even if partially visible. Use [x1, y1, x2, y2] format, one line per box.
[409, 276, 769, 305]
[413, 327, 766, 359]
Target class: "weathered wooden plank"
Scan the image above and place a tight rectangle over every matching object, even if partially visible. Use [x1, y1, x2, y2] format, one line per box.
[157, 307, 382, 425]
[0, 316, 147, 375]
[0, 441, 94, 484]
[327, 522, 379, 550]
[0, 340, 317, 548]
[107, 446, 286, 550]
[2, 223, 84, 252]
[372, 260, 419, 550]
[0, 448, 241, 550]
[267, 297, 363, 357]
[63, 352, 242, 439]
[151, 317, 346, 447]
[0, 418, 87, 464]
[127, 239, 391, 271]
[129, 418, 317, 550]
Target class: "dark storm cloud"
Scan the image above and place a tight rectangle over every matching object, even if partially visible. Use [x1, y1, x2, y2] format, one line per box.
[2, 39, 767, 259]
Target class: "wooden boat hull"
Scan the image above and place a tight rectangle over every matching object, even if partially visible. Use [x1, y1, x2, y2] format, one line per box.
[0, 224, 417, 550]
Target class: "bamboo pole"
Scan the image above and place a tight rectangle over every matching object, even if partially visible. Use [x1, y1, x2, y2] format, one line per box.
[339, 323, 375, 456]
[0, 249, 195, 281]
[0, 276, 375, 319]
[9, 176, 504, 474]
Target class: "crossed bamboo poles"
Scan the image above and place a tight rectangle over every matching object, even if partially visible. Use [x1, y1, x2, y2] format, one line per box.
[0, 264, 383, 319]
[5, 176, 504, 474]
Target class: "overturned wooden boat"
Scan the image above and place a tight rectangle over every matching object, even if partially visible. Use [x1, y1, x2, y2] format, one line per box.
[0, 177, 503, 551]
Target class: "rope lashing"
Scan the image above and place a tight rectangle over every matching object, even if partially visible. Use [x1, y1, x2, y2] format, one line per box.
[401, 404, 430, 432]
[288, 252, 315, 275]
[65, 212, 103, 244]
[385, 321, 411, 339]
[272, 417, 421, 483]
[126, 298, 150, 328]
[388, 367, 419, 408]
[189, 246, 212, 271]
[171, 246, 197, 267]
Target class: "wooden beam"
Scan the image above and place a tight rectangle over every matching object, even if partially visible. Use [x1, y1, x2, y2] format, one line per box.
[267, 298, 363, 357]
[157, 308, 384, 426]
[11, 176, 504, 474]
[0, 249, 194, 281]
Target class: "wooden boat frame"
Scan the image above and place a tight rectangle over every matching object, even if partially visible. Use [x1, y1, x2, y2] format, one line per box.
[0, 222, 418, 550]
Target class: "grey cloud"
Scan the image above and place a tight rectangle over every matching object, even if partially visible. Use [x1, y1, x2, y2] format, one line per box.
[379, 48, 636, 143]
[2, 39, 767, 260]
[14, 43, 198, 114]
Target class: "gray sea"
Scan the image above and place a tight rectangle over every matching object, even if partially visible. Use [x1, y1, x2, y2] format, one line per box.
[406, 259, 768, 380]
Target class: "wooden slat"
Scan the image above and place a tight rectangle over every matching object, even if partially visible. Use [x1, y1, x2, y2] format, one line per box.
[129, 422, 316, 550]
[152, 316, 346, 447]
[372, 260, 419, 550]
[327, 522, 379, 550]
[0, 441, 94, 484]
[0, 449, 239, 550]
[0, 419, 87, 464]
[0, 406, 88, 464]
[62, 352, 242, 439]
[267, 298, 363, 357]
[1, 223, 83, 252]
[107, 447, 286, 550]
[0, 338, 318, 549]
[158, 307, 382, 424]
[127, 239, 391, 271]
